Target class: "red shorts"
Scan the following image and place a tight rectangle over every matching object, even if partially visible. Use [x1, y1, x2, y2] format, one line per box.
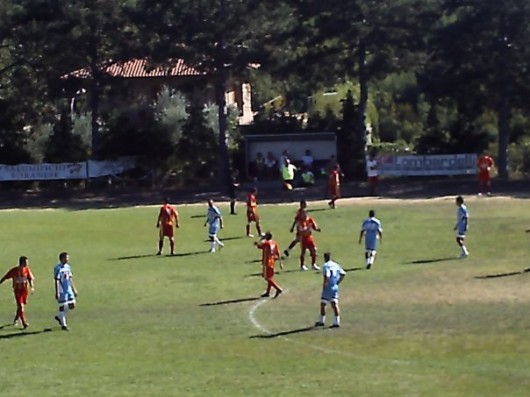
[479, 171, 490, 182]
[301, 237, 316, 251]
[264, 266, 275, 280]
[15, 290, 28, 305]
[368, 176, 378, 186]
[160, 224, 174, 238]
[247, 209, 259, 222]
[329, 184, 340, 198]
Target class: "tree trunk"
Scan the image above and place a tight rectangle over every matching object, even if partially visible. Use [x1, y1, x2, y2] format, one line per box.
[357, 38, 368, 159]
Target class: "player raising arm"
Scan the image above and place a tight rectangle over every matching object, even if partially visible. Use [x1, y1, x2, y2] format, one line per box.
[298, 212, 321, 271]
[255, 232, 283, 299]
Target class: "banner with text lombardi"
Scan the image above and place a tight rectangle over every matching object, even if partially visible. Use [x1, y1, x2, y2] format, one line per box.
[377, 154, 477, 176]
[0, 158, 136, 181]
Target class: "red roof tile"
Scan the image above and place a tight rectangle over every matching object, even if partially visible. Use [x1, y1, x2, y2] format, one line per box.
[68, 58, 205, 78]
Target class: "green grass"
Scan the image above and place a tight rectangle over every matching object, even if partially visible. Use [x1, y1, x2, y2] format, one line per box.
[0, 196, 529, 396]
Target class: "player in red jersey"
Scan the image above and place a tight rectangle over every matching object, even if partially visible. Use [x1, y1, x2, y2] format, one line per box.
[156, 197, 180, 255]
[246, 187, 263, 238]
[297, 212, 321, 271]
[477, 153, 495, 196]
[328, 165, 341, 209]
[255, 232, 283, 298]
[0, 256, 35, 329]
[283, 199, 308, 257]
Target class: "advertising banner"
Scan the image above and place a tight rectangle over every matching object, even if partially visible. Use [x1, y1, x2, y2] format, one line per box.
[377, 154, 477, 176]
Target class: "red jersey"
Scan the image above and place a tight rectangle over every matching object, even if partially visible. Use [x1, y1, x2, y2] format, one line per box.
[297, 217, 318, 239]
[329, 169, 340, 186]
[247, 193, 257, 209]
[478, 155, 494, 172]
[294, 208, 306, 223]
[257, 239, 280, 268]
[2, 266, 34, 293]
[158, 204, 178, 226]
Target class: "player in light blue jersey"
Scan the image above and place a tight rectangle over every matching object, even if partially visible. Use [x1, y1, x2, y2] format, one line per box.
[53, 252, 78, 331]
[358, 210, 383, 270]
[454, 196, 469, 258]
[204, 199, 224, 252]
[315, 253, 346, 328]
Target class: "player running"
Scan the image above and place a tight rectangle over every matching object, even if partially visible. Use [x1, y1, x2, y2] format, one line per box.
[283, 199, 308, 257]
[297, 211, 321, 271]
[0, 256, 34, 329]
[359, 209, 383, 270]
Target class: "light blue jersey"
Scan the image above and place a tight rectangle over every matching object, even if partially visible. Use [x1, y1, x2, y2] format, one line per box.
[54, 263, 75, 304]
[361, 217, 382, 251]
[207, 206, 222, 236]
[321, 260, 346, 302]
[456, 204, 469, 237]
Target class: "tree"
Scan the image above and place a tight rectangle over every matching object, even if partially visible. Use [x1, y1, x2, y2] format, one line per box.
[133, 0, 296, 190]
[423, 0, 530, 178]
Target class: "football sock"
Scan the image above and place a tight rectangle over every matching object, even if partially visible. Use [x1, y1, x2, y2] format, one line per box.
[256, 225, 262, 236]
[334, 316, 341, 326]
[319, 315, 325, 324]
[462, 246, 469, 255]
[158, 241, 163, 252]
[210, 241, 215, 250]
[246, 225, 251, 236]
[214, 237, 224, 247]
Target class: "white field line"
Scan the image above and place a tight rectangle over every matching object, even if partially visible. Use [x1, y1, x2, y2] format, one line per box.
[247, 293, 529, 375]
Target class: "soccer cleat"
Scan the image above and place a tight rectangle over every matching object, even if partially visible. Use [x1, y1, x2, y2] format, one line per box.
[156, 251, 162, 256]
[247, 234, 254, 238]
[331, 324, 340, 328]
[22, 323, 29, 330]
[283, 249, 290, 257]
[209, 248, 216, 253]
[260, 292, 270, 298]
[487, 192, 492, 196]
[218, 244, 224, 251]
[459, 252, 469, 259]
[300, 265, 309, 271]
[312, 264, 320, 270]
[314, 322, 325, 327]
[54, 316, 62, 326]
[366, 263, 372, 270]
[61, 325, 70, 331]
[273, 289, 283, 299]
[477, 192, 483, 196]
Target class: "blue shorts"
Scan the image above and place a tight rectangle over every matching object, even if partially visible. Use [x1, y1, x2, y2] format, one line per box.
[58, 291, 76, 305]
[209, 225, 220, 237]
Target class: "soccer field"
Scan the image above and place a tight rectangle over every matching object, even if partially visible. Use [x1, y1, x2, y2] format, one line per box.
[0, 196, 529, 397]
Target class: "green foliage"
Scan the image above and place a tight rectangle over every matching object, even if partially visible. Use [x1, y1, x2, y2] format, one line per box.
[169, 101, 219, 184]
[152, 86, 189, 145]
[44, 109, 89, 162]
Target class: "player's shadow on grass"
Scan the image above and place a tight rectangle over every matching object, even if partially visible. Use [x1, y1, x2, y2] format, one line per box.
[407, 257, 458, 265]
[344, 267, 364, 272]
[245, 259, 262, 264]
[250, 325, 319, 339]
[475, 270, 527, 279]
[0, 328, 52, 340]
[202, 236, 245, 242]
[200, 297, 260, 306]
[111, 254, 155, 261]
[170, 250, 210, 257]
